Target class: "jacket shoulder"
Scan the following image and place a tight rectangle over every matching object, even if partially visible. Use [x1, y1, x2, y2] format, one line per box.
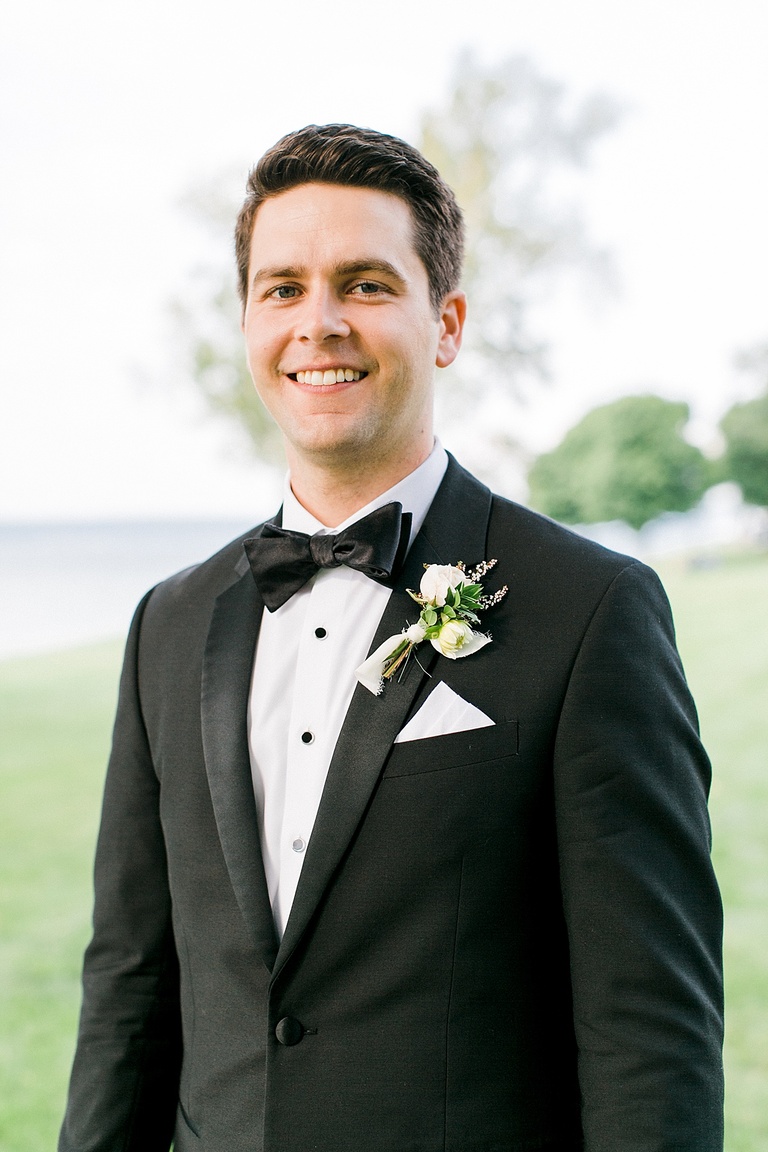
[488, 492, 642, 581]
[482, 492, 678, 656]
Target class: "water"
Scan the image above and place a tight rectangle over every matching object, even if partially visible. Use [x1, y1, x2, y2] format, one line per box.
[3, 487, 764, 661]
[0, 519, 258, 659]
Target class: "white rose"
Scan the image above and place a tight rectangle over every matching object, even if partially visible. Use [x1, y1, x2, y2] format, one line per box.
[430, 619, 472, 657]
[419, 564, 465, 607]
[430, 622, 493, 661]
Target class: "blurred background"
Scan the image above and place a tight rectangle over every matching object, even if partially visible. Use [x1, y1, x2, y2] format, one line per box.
[1, 1, 766, 1148]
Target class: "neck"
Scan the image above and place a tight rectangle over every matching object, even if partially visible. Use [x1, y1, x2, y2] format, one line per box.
[286, 438, 433, 526]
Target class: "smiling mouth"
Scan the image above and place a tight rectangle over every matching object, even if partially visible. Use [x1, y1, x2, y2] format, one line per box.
[288, 369, 368, 386]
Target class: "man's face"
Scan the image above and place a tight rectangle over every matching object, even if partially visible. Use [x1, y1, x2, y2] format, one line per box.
[241, 182, 464, 475]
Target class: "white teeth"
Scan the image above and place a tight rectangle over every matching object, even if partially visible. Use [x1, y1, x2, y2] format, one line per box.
[295, 369, 363, 385]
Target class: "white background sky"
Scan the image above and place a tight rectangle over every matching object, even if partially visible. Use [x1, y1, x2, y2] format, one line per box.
[2, 0, 767, 522]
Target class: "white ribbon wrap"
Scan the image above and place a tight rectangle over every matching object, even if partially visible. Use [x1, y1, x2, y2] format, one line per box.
[354, 622, 491, 696]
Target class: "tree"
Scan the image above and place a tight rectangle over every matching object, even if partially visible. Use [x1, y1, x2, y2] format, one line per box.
[170, 178, 285, 464]
[172, 53, 619, 473]
[720, 390, 768, 508]
[420, 51, 617, 405]
[527, 395, 712, 530]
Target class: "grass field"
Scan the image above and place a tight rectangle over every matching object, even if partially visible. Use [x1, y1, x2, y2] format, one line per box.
[1, 551, 766, 1150]
[656, 551, 768, 1151]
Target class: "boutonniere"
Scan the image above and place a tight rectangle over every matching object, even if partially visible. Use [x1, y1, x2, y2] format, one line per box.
[355, 561, 508, 696]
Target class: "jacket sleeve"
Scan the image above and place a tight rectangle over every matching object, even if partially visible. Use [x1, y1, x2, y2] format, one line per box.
[59, 590, 181, 1152]
[553, 561, 724, 1152]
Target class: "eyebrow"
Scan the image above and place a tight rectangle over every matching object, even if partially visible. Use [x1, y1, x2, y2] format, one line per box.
[250, 259, 409, 288]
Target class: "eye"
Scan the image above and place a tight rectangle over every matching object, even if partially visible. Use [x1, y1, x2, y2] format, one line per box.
[268, 284, 301, 300]
[349, 280, 388, 296]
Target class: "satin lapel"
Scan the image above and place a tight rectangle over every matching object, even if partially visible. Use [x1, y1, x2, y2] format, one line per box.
[273, 458, 492, 977]
[201, 557, 279, 971]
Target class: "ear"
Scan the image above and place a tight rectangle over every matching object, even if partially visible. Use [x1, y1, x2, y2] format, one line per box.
[435, 291, 467, 369]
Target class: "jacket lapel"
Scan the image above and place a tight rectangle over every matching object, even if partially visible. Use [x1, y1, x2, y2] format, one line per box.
[273, 457, 492, 977]
[201, 554, 279, 971]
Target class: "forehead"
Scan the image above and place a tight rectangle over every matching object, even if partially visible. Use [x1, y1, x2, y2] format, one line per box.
[248, 182, 423, 272]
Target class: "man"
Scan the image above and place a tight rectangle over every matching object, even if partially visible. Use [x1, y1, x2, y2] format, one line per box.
[60, 124, 724, 1152]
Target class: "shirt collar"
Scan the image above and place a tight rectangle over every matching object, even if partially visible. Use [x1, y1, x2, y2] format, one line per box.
[281, 440, 449, 549]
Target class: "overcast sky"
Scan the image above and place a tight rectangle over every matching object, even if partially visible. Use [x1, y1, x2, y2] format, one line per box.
[2, 0, 767, 521]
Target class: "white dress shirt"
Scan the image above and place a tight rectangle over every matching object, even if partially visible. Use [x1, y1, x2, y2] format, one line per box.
[247, 442, 448, 938]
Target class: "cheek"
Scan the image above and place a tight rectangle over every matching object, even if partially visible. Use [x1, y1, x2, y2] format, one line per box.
[244, 330, 279, 375]
[377, 324, 430, 375]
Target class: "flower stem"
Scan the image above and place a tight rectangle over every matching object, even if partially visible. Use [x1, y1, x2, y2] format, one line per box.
[382, 641, 413, 680]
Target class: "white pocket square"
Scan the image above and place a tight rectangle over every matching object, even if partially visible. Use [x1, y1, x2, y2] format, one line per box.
[394, 681, 495, 743]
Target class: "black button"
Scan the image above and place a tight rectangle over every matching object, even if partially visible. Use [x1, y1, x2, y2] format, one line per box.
[301, 731, 314, 745]
[314, 627, 327, 639]
[275, 1017, 304, 1046]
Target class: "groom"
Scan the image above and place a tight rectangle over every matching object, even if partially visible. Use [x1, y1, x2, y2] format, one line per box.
[60, 124, 724, 1151]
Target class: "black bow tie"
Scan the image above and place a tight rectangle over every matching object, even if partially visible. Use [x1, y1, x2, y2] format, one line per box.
[244, 502, 412, 611]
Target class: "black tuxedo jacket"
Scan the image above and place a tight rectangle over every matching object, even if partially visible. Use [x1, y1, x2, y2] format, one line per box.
[60, 457, 723, 1152]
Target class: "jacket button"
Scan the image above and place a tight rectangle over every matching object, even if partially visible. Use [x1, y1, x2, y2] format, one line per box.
[275, 1017, 304, 1046]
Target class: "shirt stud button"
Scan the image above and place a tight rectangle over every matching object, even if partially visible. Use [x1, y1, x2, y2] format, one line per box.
[301, 730, 314, 745]
[292, 838, 306, 853]
[314, 626, 327, 639]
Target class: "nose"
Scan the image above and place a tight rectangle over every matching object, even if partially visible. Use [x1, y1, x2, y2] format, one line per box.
[296, 285, 351, 344]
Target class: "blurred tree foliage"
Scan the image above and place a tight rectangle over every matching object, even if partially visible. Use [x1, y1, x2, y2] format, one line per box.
[719, 343, 768, 508]
[720, 391, 768, 508]
[528, 395, 712, 530]
[172, 53, 619, 469]
[420, 52, 617, 403]
[170, 180, 286, 464]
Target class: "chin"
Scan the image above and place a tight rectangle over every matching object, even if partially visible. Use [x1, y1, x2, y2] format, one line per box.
[288, 419, 383, 461]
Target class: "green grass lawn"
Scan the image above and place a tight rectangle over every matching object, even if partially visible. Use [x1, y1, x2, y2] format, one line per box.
[0, 642, 122, 1152]
[656, 550, 768, 1152]
[0, 551, 766, 1150]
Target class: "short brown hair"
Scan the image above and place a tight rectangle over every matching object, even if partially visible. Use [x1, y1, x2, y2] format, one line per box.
[234, 123, 464, 314]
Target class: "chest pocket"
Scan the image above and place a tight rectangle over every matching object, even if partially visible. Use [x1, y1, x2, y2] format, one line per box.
[382, 719, 519, 779]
